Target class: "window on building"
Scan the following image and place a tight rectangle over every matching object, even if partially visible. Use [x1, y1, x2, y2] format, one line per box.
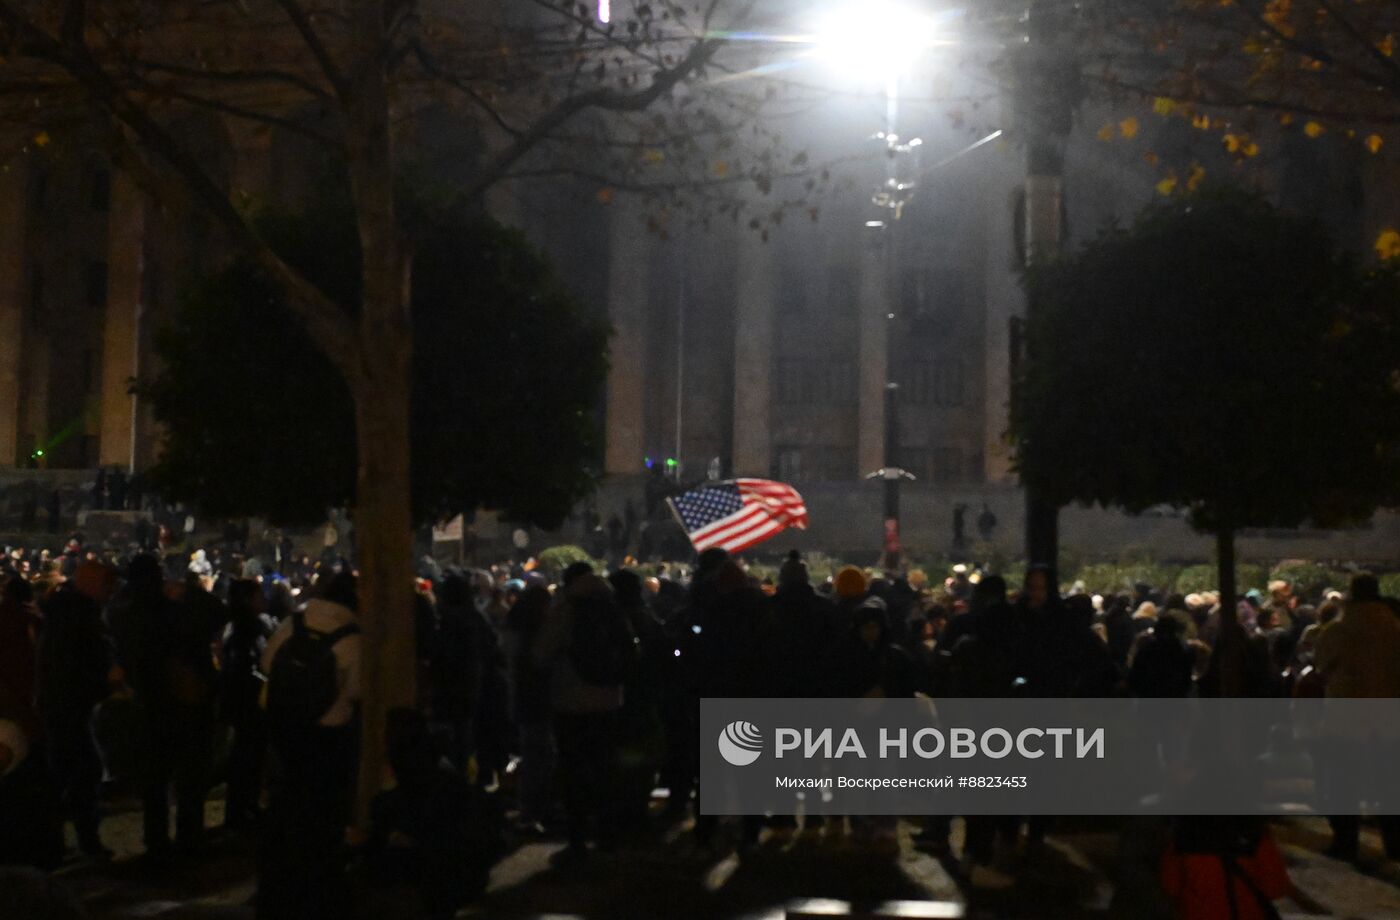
[86, 261, 108, 308]
[775, 358, 857, 406]
[79, 435, 97, 469]
[935, 359, 965, 407]
[776, 447, 803, 483]
[774, 445, 855, 482]
[89, 167, 111, 212]
[777, 258, 807, 314]
[906, 267, 968, 335]
[29, 266, 42, 327]
[29, 170, 47, 212]
[897, 361, 933, 405]
[931, 446, 964, 484]
[827, 264, 857, 314]
[82, 349, 96, 393]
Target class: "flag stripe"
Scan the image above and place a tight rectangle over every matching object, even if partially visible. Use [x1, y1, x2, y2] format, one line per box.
[721, 518, 785, 553]
[690, 505, 765, 543]
[669, 478, 808, 554]
[698, 508, 781, 551]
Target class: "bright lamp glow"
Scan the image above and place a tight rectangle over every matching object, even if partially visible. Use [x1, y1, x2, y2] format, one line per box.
[812, 1, 939, 77]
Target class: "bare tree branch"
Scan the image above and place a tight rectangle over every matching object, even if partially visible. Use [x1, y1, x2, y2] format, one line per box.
[454, 35, 723, 206]
[275, 0, 349, 99]
[0, 1, 358, 372]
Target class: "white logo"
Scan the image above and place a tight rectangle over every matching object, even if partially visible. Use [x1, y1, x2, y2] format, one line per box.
[718, 720, 764, 766]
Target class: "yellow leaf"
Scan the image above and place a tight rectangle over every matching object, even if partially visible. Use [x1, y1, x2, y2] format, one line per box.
[1186, 163, 1206, 192]
[1243, 140, 1260, 157]
[1380, 34, 1395, 58]
[1156, 174, 1178, 196]
[1119, 116, 1140, 139]
[712, 160, 729, 177]
[1153, 97, 1176, 117]
[1278, 112, 1295, 126]
[1192, 114, 1212, 130]
[1223, 133, 1242, 153]
[1377, 228, 1400, 260]
[32, 131, 49, 148]
[1304, 120, 1325, 138]
[1367, 134, 1384, 154]
[1097, 123, 1116, 142]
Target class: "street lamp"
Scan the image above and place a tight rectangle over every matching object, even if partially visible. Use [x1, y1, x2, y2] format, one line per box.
[811, 1, 942, 571]
[810, 1, 942, 80]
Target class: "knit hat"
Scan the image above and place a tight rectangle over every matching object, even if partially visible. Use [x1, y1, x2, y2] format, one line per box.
[833, 565, 869, 599]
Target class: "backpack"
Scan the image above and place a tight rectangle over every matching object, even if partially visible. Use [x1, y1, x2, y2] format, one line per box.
[568, 593, 634, 687]
[266, 611, 359, 732]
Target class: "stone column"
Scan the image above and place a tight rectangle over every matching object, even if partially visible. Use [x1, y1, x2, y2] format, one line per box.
[603, 200, 649, 476]
[731, 231, 774, 477]
[98, 171, 146, 470]
[0, 160, 27, 467]
[982, 161, 1024, 483]
[856, 224, 890, 478]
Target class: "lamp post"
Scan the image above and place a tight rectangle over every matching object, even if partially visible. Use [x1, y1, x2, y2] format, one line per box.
[813, 1, 938, 571]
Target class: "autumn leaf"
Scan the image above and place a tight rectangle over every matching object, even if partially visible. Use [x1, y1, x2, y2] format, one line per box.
[1186, 163, 1206, 192]
[1243, 140, 1260, 157]
[1192, 114, 1212, 130]
[1143, 151, 1160, 167]
[1223, 133, 1242, 153]
[1152, 97, 1176, 117]
[1380, 34, 1395, 58]
[1377, 228, 1400, 260]
[596, 186, 615, 204]
[1118, 116, 1140, 139]
[1156, 173, 1178, 196]
[1367, 134, 1384, 155]
[1278, 113, 1295, 126]
[1097, 123, 1116, 142]
[1303, 121, 1325, 138]
[33, 131, 49, 148]
[642, 148, 665, 163]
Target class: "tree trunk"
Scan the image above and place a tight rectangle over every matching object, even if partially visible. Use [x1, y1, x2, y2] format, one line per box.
[350, 341, 415, 823]
[339, 0, 415, 824]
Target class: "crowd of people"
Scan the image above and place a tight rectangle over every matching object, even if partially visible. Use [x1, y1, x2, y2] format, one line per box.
[0, 535, 1396, 918]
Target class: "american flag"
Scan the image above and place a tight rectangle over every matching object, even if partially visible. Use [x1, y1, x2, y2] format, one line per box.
[667, 479, 809, 554]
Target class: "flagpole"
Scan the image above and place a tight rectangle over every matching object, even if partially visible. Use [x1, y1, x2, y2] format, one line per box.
[674, 255, 685, 482]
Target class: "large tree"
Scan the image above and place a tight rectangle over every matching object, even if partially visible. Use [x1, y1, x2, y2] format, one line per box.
[0, 0, 834, 816]
[1013, 186, 1400, 685]
[145, 180, 608, 529]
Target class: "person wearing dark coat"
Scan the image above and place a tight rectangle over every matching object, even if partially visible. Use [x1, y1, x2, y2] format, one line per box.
[761, 553, 840, 699]
[36, 563, 117, 858]
[502, 584, 553, 828]
[427, 575, 484, 775]
[837, 596, 918, 699]
[107, 554, 218, 855]
[361, 709, 499, 918]
[1128, 615, 1194, 698]
[218, 579, 275, 832]
[677, 557, 765, 846]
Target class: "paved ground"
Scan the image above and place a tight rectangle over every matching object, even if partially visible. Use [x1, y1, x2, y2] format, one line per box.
[36, 798, 1400, 919]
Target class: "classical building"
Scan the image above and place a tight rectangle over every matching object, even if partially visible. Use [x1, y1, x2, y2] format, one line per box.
[4, 44, 1399, 563]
